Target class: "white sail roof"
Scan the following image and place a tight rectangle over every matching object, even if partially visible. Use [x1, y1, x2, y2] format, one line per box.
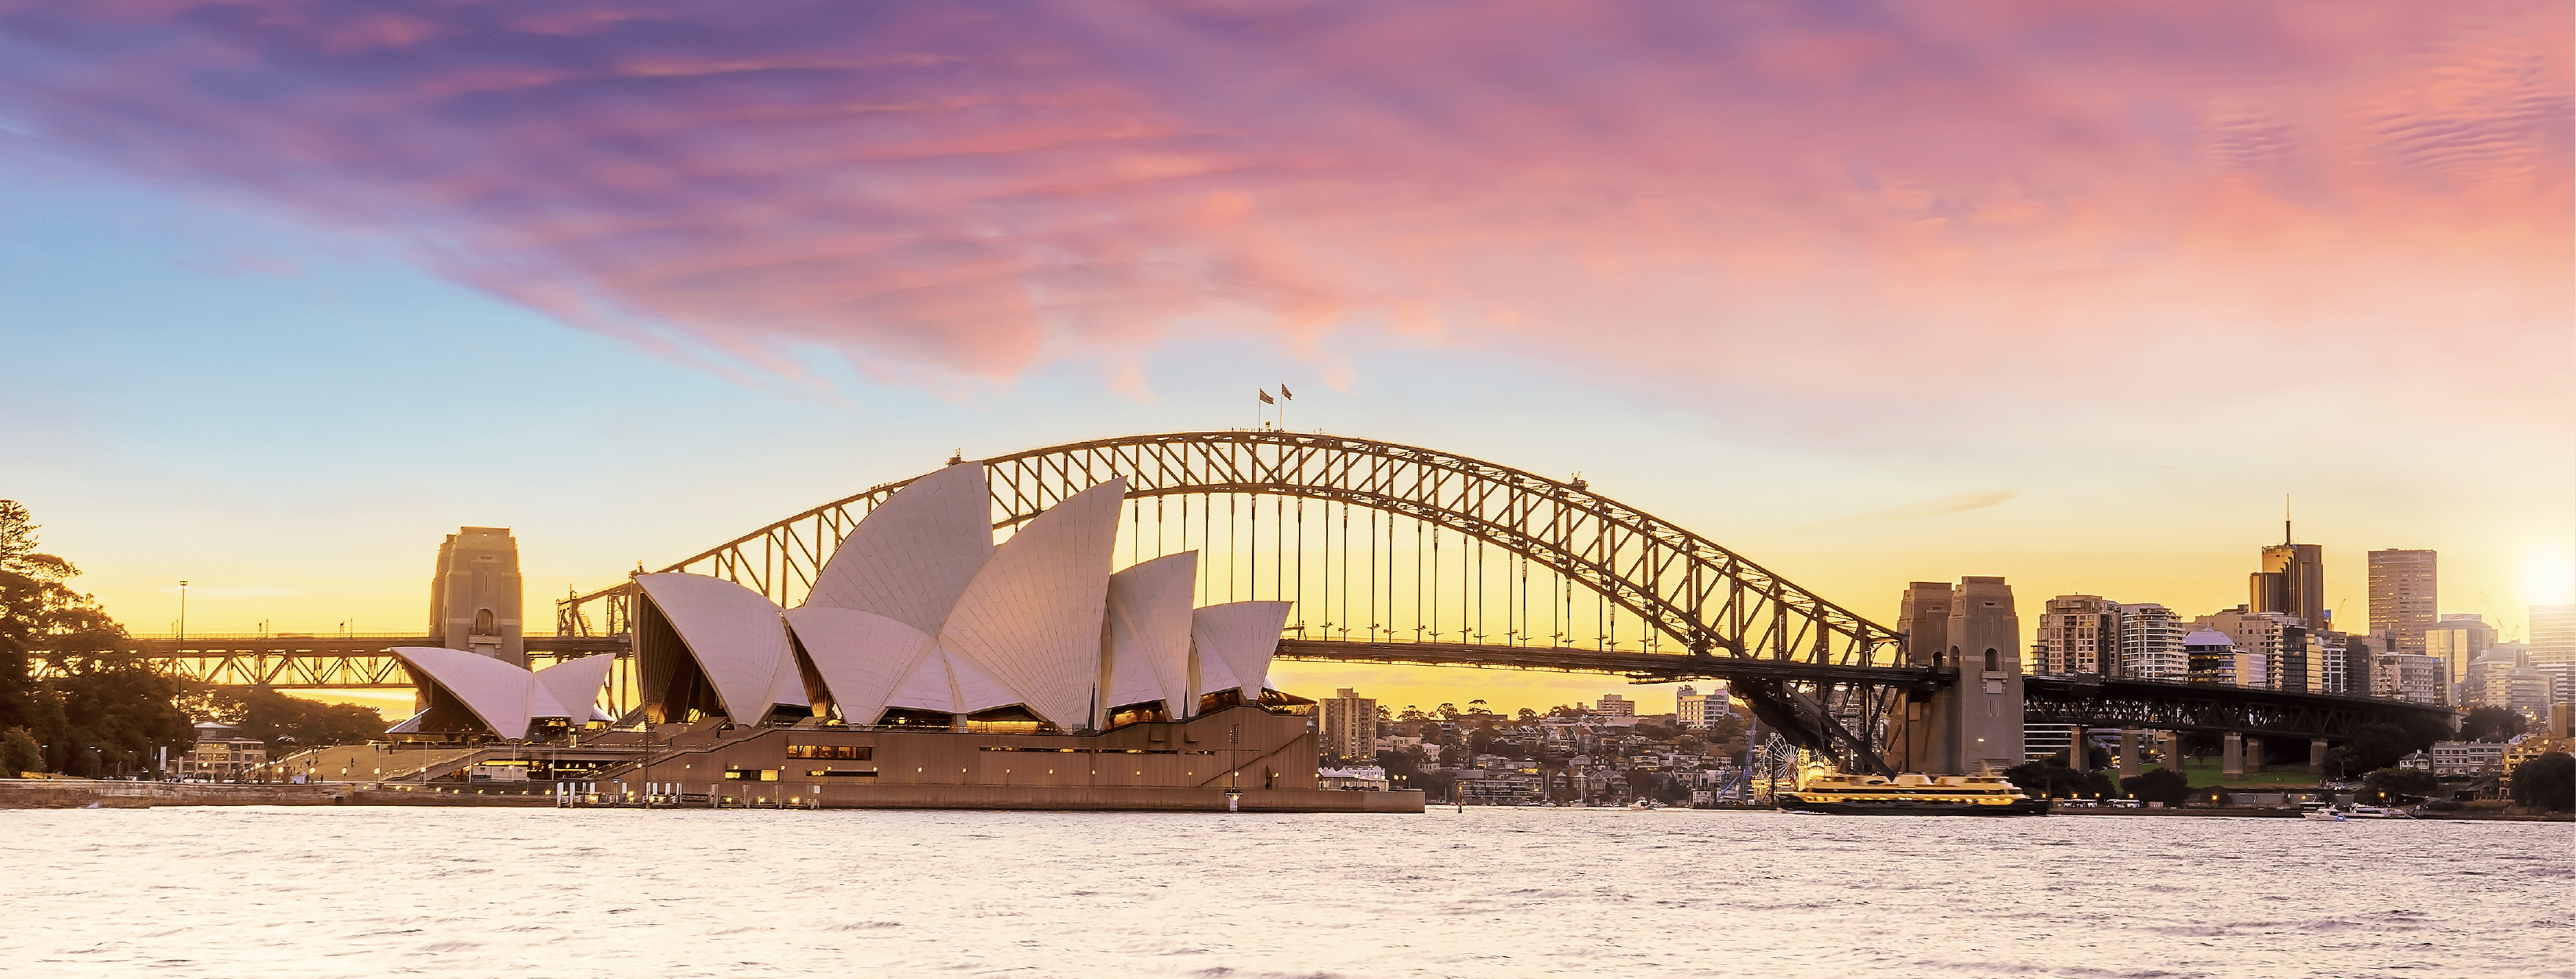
[935, 479, 1127, 730]
[1191, 601, 1293, 701]
[801, 462, 992, 633]
[533, 653, 619, 722]
[635, 573, 809, 723]
[389, 645, 579, 740]
[784, 605, 938, 723]
[1102, 551, 1199, 721]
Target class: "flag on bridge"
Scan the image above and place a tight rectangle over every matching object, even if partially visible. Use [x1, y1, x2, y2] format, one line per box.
[1280, 384, 1293, 399]
[1257, 389, 1275, 404]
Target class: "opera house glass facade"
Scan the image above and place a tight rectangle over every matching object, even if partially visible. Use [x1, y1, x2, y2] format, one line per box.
[388, 464, 1416, 811]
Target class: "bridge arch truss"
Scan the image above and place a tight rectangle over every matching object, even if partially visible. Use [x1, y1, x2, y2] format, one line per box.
[560, 431, 1919, 771]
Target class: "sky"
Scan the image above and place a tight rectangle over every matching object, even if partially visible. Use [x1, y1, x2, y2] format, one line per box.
[1, 2, 2567, 719]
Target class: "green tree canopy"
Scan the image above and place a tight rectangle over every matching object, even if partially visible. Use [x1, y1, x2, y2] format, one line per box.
[2510, 752, 2574, 813]
[2124, 767, 2191, 804]
[2361, 767, 2440, 801]
[2325, 722, 2440, 779]
[179, 684, 387, 752]
[2002, 760, 2116, 799]
[0, 500, 195, 775]
[2461, 706, 2528, 742]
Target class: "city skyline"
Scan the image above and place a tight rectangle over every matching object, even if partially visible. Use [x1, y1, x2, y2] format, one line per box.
[1, 3, 2567, 718]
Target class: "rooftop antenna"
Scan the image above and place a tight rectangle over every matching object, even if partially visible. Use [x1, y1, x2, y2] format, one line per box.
[2284, 493, 2293, 546]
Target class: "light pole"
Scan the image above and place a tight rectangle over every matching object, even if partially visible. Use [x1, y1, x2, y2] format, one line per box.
[177, 581, 189, 638]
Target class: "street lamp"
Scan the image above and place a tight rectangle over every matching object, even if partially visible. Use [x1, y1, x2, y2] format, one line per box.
[178, 581, 189, 638]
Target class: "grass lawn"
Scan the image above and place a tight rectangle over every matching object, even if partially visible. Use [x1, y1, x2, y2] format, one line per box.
[2180, 757, 2322, 788]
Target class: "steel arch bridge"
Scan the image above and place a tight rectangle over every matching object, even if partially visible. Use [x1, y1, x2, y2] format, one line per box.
[556, 430, 1929, 773]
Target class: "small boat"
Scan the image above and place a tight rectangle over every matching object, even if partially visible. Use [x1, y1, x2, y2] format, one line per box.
[2303, 807, 2348, 822]
[2345, 805, 2412, 819]
[1775, 772, 2050, 816]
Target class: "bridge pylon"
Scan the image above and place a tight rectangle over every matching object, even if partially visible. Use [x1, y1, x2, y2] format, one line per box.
[1884, 577, 2025, 776]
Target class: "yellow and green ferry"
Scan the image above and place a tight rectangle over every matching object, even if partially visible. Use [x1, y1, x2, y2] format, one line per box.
[1776, 771, 2050, 816]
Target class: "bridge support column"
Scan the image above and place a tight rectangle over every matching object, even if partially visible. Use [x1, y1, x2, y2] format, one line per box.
[1894, 577, 2023, 775]
[2221, 732, 2245, 779]
[2118, 728, 2142, 779]
[2159, 731, 2181, 771]
[2308, 738, 2328, 775]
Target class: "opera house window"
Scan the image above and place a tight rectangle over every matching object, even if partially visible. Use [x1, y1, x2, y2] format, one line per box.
[787, 745, 872, 760]
[805, 769, 877, 778]
[722, 767, 780, 782]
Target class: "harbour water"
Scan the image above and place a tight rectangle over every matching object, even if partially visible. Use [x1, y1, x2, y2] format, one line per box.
[1, 807, 2566, 978]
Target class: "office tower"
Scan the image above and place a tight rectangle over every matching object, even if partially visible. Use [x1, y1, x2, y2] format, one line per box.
[2032, 595, 2122, 676]
[2532, 605, 2575, 675]
[1318, 688, 1379, 760]
[429, 526, 525, 666]
[2424, 613, 2496, 688]
[2118, 603, 2189, 681]
[2342, 633, 2386, 698]
[2368, 549, 2437, 655]
[2250, 530, 2326, 629]
[1594, 693, 1636, 717]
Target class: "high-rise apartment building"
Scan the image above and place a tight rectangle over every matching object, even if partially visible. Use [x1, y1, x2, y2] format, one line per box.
[2251, 538, 2327, 630]
[1317, 688, 1379, 761]
[2118, 603, 2189, 681]
[1594, 693, 1636, 717]
[2375, 652, 2447, 706]
[2424, 614, 2496, 688]
[2531, 605, 2575, 676]
[2368, 550, 2437, 655]
[2194, 608, 2310, 692]
[2032, 595, 2122, 676]
[2183, 630, 2245, 685]
[1675, 685, 1731, 728]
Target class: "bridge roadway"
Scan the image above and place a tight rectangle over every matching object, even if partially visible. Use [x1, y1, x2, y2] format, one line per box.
[136, 635, 2448, 742]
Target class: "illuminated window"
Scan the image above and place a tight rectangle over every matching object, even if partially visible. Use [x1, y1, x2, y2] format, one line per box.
[787, 745, 873, 760]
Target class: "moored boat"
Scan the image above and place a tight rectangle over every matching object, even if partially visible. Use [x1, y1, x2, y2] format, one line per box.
[1775, 772, 2050, 816]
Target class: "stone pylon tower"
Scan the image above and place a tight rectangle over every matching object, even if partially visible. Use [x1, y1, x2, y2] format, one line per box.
[1887, 576, 2024, 775]
[428, 526, 525, 666]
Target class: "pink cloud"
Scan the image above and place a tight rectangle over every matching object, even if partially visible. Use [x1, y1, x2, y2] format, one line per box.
[0, 1, 2563, 438]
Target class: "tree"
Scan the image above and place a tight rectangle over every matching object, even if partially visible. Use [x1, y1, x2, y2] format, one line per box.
[2510, 752, 2574, 813]
[2125, 767, 2191, 805]
[2, 727, 41, 775]
[1466, 699, 1492, 717]
[0, 501, 195, 775]
[2361, 767, 2440, 802]
[183, 684, 386, 752]
[2462, 706, 2527, 742]
[2001, 760, 2115, 799]
[1517, 707, 1538, 722]
[1398, 706, 1427, 722]
[1437, 703, 1460, 721]
[2325, 723, 2430, 779]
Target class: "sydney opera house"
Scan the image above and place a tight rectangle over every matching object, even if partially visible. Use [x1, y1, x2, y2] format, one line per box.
[385, 464, 1418, 812]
